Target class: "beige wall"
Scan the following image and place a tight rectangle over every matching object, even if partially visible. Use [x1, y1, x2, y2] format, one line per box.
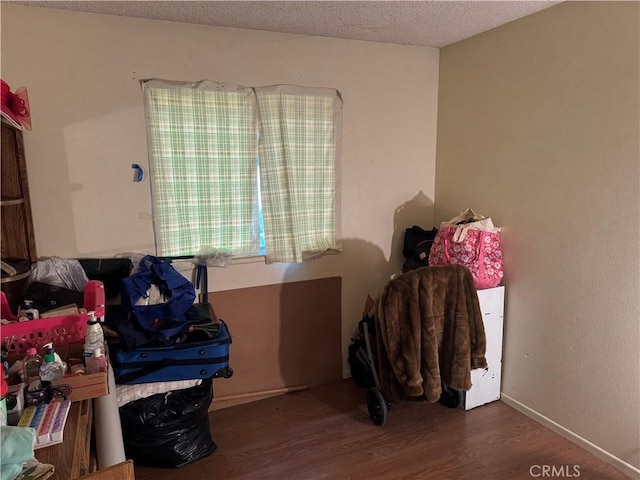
[0, 4, 439, 374]
[436, 1, 639, 472]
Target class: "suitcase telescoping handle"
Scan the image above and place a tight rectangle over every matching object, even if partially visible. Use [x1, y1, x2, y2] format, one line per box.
[114, 355, 229, 384]
[195, 265, 220, 322]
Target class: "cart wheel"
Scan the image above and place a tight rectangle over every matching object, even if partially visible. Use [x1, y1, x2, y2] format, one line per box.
[367, 388, 388, 427]
[439, 384, 464, 409]
[223, 367, 234, 379]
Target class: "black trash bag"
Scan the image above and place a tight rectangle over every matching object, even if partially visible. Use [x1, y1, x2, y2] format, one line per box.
[119, 379, 216, 468]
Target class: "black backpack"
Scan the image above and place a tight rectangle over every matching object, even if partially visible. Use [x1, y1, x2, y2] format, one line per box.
[402, 226, 438, 272]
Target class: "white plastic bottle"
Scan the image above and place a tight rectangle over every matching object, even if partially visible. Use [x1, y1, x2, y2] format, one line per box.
[84, 311, 105, 367]
[39, 346, 63, 382]
[18, 300, 39, 322]
[41, 342, 66, 374]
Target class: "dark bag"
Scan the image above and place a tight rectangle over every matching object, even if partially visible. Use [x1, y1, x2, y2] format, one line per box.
[402, 226, 438, 272]
[78, 258, 132, 300]
[121, 256, 196, 339]
[105, 302, 217, 351]
[348, 314, 377, 389]
[111, 318, 233, 384]
[119, 380, 216, 468]
[25, 282, 85, 313]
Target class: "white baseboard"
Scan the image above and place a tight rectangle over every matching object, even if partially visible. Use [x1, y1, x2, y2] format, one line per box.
[501, 393, 640, 479]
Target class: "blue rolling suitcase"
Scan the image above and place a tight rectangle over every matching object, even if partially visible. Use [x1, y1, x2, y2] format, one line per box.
[111, 319, 233, 385]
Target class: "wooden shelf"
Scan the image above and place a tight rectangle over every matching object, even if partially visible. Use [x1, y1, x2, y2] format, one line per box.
[1, 123, 36, 264]
[1, 197, 25, 206]
[1, 122, 37, 311]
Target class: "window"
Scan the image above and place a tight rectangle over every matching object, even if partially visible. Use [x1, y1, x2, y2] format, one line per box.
[142, 80, 342, 263]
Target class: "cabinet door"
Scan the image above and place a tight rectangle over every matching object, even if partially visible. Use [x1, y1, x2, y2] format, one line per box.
[465, 286, 505, 410]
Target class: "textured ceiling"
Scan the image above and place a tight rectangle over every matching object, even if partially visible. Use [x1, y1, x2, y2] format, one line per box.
[7, 1, 561, 48]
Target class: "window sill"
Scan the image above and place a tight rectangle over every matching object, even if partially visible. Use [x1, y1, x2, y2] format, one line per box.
[231, 255, 266, 265]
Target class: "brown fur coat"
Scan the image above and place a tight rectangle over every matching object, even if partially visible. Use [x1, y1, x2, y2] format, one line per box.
[376, 265, 487, 403]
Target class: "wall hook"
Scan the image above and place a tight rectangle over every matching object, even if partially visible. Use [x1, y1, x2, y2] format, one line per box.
[131, 164, 144, 182]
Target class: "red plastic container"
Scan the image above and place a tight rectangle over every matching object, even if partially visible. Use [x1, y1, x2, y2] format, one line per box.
[0, 280, 105, 354]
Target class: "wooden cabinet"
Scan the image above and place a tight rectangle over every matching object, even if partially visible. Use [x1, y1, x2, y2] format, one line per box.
[36, 400, 136, 480]
[36, 400, 93, 479]
[1, 120, 37, 310]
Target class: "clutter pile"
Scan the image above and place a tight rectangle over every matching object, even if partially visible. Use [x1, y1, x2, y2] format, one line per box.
[0, 254, 233, 473]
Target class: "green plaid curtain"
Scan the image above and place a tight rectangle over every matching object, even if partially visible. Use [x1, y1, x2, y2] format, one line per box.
[256, 86, 342, 263]
[143, 80, 260, 257]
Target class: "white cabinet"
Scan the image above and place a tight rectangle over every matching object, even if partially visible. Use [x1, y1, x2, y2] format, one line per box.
[464, 286, 505, 410]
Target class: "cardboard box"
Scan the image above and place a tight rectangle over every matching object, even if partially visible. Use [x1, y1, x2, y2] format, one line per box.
[9, 343, 109, 403]
[52, 343, 109, 402]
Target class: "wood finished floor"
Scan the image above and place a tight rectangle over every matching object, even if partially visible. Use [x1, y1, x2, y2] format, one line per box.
[133, 380, 628, 480]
